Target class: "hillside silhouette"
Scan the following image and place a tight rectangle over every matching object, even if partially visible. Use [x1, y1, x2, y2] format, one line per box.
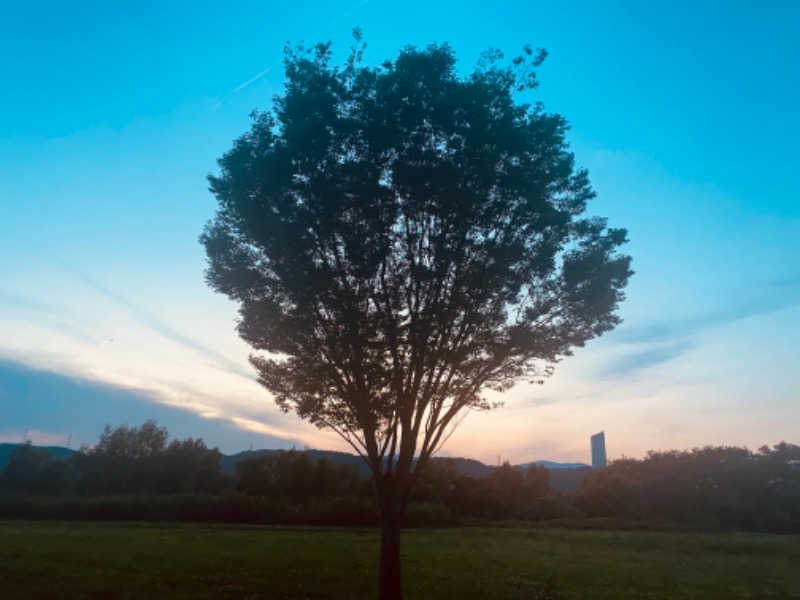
[3, 432, 797, 532]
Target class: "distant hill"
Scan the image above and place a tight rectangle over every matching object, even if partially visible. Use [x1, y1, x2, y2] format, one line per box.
[1, 443, 593, 492]
[221, 451, 492, 478]
[438, 457, 494, 478]
[521, 460, 589, 470]
[220, 451, 593, 492]
[221, 450, 591, 490]
[220, 448, 368, 475]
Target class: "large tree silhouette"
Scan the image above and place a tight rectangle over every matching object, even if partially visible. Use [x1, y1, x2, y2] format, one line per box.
[202, 35, 631, 599]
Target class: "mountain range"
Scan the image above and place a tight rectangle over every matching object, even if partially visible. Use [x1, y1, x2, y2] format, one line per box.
[0, 443, 590, 492]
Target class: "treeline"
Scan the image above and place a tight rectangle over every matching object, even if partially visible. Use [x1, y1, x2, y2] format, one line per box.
[0, 421, 559, 525]
[0, 421, 226, 496]
[2, 421, 799, 532]
[0, 421, 378, 525]
[576, 444, 800, 532]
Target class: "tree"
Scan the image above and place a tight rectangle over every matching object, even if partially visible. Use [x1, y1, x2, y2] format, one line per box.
[74, 421, 225, 495]
[202, 35, 631, 599]
[155, 438, 225, 494]
[77, 419, 169, 494]
[0, 442, 74, 494]
[234, 450, 364, 501]
[485, 461, 526, 519]
[93, 419, 169, 459]
[524, 463, 552, 499]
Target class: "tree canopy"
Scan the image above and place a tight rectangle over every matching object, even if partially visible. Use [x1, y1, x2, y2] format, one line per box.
[202, 36, 631, 599]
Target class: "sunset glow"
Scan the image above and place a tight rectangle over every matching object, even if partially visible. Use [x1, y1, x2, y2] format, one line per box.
[2, 0, 798, 464]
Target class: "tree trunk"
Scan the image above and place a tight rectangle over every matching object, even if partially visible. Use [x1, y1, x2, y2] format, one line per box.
[378, 511, 403, 600]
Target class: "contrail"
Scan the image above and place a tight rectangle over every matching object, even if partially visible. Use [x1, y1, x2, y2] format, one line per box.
[232, 66, 272, 94]
[211, 60, 280, 108]
[212, 0, 373, 108]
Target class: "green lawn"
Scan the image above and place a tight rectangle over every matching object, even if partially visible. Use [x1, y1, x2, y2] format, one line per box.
[1, 521, 798, 599]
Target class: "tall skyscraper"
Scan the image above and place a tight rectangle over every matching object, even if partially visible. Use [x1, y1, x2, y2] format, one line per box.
[591, 431, 607, 469]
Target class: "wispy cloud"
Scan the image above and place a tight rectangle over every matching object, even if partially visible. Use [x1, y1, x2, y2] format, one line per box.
[590, 276, 800, 380]
[0, 265, 338, 452]
[500, 395, 560, 411]
[0, 291, 95, 345]
[62, 265, 253, 381]
[617, 276, 800, 346]
[0, 291, 59, 314]
[602, 340, 694, 379]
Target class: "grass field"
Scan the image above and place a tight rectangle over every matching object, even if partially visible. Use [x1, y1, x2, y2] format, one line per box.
[1, 521, 798, 599]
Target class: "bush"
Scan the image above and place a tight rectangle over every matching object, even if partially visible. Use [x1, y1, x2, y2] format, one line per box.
[403, 502, 452, 528]
[0, 492, 381, 526]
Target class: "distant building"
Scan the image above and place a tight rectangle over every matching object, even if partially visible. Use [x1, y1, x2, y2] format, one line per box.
[591, 431, 607, 469]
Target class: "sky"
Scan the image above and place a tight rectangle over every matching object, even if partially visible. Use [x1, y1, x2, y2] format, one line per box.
[1, 0, 798, 465]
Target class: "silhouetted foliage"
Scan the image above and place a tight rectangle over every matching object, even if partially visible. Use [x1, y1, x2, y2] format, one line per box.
[0, 442, 75, 494]
[548, 465, 591, 493]
[3, 426, 800, 533]
[202, 32, 631, 599]
[576, 444, 800, 532]
[155, 438, 227, 494]
[412, 457, 459, 505]
[429, 461, 555, 520]
[72, 421, 226, 495]
[93, 419, 168, 458]
[525, 463, 552, 497]
[234, 449, 363, 501]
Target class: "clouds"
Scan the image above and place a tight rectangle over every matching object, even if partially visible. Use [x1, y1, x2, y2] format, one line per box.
[570, 140, 800, 394]
[0, 261, 337, 454]
[602, 341, 695, 379]
[63, 265, 254, 381]
[620, 276, 800, 345]
[0, 359, 300, 452]
[1, 0, 799, 466]
[599, 274, 800, 378]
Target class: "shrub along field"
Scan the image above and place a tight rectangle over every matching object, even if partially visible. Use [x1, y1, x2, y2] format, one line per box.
[1, 521, 798, 599]
[5, 424, 800, 533]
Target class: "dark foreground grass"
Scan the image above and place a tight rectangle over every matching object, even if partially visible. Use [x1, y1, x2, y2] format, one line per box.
[1, 521, 798, 599]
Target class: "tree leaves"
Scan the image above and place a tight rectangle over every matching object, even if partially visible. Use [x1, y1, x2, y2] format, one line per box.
[202, 40, 632, 489]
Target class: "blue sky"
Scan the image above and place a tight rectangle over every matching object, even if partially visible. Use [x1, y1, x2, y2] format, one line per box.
[1, 0, 798, 463]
